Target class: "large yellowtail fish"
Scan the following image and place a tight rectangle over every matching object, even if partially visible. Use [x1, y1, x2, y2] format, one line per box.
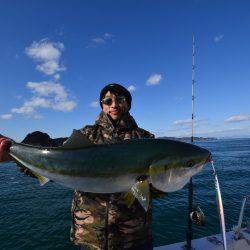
[9, 130, 211, 210]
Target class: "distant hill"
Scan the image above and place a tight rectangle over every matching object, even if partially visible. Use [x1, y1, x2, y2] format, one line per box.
[158, 136, 218, 142]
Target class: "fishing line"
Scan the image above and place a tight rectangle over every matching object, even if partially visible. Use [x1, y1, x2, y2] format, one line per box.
[211, 160, 227, 250]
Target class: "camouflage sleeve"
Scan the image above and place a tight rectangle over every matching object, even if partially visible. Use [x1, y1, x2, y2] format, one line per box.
[136, 127, 155, 139]
[80, 125, 93, 137]
[80, 125, 99, 143]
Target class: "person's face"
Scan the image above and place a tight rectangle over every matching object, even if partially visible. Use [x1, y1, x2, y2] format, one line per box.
[102, 91, 128, 121]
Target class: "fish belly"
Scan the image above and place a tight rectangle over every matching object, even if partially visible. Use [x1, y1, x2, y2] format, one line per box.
[12, 154, 137, 193]
[45, 171, 137, 193]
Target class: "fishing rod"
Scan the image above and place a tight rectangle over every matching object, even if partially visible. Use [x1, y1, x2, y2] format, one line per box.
[191, 34, 195, 144]
[186, 34, 227, 250]
[186, 33, 195, 250]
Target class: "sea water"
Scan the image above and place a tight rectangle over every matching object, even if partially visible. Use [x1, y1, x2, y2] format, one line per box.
[0, 139, 249, 249]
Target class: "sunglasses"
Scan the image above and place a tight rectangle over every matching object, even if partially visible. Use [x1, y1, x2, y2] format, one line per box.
[101, 96, 127, 106]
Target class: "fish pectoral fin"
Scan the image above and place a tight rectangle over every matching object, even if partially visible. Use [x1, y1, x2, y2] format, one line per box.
[31, 171, 50, 186]
[130, 179, 150, 211]
[124, 180, 150, 211]
[62, 129, 93, 149]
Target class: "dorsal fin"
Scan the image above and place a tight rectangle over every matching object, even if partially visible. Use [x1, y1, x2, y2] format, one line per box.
[61, 129, 93, 149]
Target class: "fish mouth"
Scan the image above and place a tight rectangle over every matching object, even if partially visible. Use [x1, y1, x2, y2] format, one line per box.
[205, 153, 212, 163]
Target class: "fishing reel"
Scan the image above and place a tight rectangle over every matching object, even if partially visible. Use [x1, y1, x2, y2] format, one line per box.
[190, 206, 205, 226]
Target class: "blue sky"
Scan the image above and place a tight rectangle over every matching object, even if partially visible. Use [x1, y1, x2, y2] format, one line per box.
[0, 0, 250, 140]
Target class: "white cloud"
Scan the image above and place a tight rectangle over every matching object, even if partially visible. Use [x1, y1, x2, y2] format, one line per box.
[214, 34, 224, 42]
[0, 114, 13, 120]
[26, 39, 64, 61]
[24, 97, 51, 108]
[146, 74, 163, 85]
[225, 115, 250, 123]
[196, 127, 250, 138]
[92, 37, 106, 44]
[155, 119, 250, 138]
[127, 85, 136, 92]
[12, 106, 34, 115]
[90, 101, 99, 108]
[173, 118, 208, 127]
[25, 39, 65, 75]
[26, 81, 68, 100]
[11, 40, 75, 119]
[12, 81, 77, 117]
[53, 101, 76, 111]
[36, 61, 65, 75]
[173, 119, 192, 126]
[87, 33, 115, 47]
[54, 74, 60, 81]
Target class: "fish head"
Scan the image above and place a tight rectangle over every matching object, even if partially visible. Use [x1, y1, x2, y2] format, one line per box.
[149, 141, 211, 193]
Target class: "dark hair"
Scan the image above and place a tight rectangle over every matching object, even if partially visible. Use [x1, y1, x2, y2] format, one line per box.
[99, 83, 132, 110]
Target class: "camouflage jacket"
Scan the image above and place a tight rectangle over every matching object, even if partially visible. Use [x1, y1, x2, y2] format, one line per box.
[70, 111, 155, 249]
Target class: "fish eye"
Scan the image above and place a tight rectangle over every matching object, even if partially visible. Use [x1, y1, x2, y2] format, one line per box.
[186, 160, 193, 167]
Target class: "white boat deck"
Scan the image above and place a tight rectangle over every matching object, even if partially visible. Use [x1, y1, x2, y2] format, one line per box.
[154, 228, 250, 250]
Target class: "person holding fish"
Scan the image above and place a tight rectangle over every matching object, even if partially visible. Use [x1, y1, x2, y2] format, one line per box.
[0, 83, 164, 250]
